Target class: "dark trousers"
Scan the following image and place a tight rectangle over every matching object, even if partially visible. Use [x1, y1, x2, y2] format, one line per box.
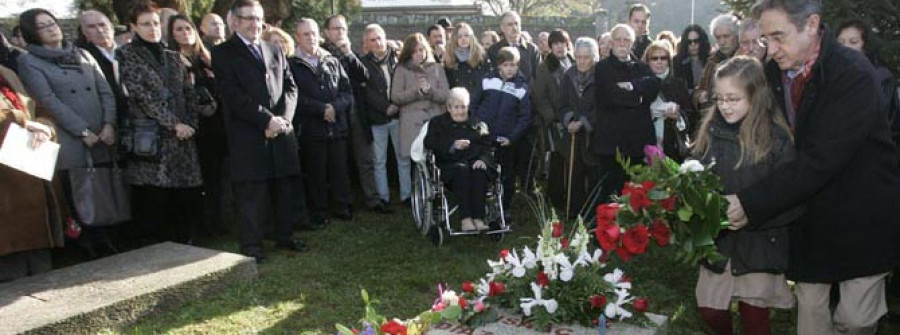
[301, 137, 351, 219]
[568, 158, 601, 218]
[514, 132, 537, 193]
[596, 154, 640, 206]
[497, 143, 520, 212]
[233, 176, 297, 254]
[131, 185, 202, 244]
[198, 150, 228, 235]
[444, 163, 488, 220]
[348, 105, 381, 208]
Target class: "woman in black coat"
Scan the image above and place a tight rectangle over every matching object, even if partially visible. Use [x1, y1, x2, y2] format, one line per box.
[643, 41, 697, 162]
[168, 14, 227, 237]
[671, 24, 711, 92]
[424, 88, 493, 231]
[443, 23, 490, 94]
[557, 37, 599, 219]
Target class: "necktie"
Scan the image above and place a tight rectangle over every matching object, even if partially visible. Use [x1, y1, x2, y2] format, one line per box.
[249, 43, 263, 64]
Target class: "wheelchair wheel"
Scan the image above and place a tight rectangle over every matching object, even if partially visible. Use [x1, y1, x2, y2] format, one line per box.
[488, 221, 505, 242]
[412, 165, 432, 236]
[428, 224, 444, 246]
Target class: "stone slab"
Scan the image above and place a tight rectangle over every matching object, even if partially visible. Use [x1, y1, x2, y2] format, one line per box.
[0, 242, 257, 335]
[428, 309, 668, 335]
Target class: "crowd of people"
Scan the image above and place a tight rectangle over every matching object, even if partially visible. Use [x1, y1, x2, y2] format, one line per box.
[0, 0, 898, 333]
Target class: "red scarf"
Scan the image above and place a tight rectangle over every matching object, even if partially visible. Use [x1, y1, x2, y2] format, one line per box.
[0, 75, 24, 111]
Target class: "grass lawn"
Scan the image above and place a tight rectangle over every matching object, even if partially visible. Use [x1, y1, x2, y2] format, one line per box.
[108, 196, 898, 334]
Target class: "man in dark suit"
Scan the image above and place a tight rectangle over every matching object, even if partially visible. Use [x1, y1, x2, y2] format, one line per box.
[211, 0, 306, 261]
[77, 10, 127, 138]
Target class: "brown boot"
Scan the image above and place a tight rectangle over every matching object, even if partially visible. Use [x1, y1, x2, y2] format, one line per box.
[698, 307, 733, 335]
[738, 301, 771, 335]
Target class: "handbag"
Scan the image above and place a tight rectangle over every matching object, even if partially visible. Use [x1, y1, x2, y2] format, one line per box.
[68, 149, 131, 226]
[120, 117, 160, 159]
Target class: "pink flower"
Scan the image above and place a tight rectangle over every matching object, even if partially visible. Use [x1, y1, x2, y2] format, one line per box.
[644, 144, 665, 165]
[474, 299, 485, 312]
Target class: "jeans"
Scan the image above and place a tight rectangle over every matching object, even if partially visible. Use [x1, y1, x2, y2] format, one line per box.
[371, 120, 410, 202]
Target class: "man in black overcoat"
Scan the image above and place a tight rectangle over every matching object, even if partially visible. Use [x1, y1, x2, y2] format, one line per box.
[727, 1, 900, 333]
[211, 0, 306, 261]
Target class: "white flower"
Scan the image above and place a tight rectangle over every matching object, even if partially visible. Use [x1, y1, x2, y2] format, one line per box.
[507, 249, 527, 278]
[520, 282, 559, 316]
[574, 249, 603, 267]
[520, 247, 538, 270]
[441, 290, 459, 306]
[555, 254, 574, 282]
[477, 278, 491, 296]
[679, 159, 705, 173]
[603, 268, 632, 290]
[604, 288, 634, 320]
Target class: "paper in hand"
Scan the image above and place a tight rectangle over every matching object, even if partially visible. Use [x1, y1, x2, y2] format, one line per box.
[0, 122, 60, 181]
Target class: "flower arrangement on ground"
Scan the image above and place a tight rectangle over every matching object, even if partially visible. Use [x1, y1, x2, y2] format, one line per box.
[444, 208, 651, 329]
[596, 145, 729, 265]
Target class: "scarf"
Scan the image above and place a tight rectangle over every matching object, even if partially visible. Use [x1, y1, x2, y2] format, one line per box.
[26, 42, 83, 72]
[0, 75, 24, 111]
[132, 34, 166, 64]
[454, 47, 470, 64]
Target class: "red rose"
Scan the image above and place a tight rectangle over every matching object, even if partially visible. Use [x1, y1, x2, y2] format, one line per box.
[650, 219, 672, 246]
[623, 225, 650, 255]
[537, 272, 550, 287]
[616, 247, 634, 261]
[489, 280, 506, 296]
[641, 181, 656, 190]
[499, 249, 509, 260]
[552, 221, 564, 238]
[590, 294, 607, 308]
[621, 274, 632, 283]
[594, 222, 622, 251]
[659, 195, 677, 211]
[461, 280, 474, 293]
[622, 184, 652, 212]
[381, 320, 407, 335]
[459, 297, 467, 309]
[561, 237, 570, 249]
[633, 297, 649, 312]
[595, 203, 621, 226]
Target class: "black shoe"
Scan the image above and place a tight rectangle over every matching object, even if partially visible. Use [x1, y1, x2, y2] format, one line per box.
[298, 219, 329, 231]
[335, 210, 353, 221]
[370, 202, 392, 214]
[401, 198, 411, 207]
[276, 238, 309, 252]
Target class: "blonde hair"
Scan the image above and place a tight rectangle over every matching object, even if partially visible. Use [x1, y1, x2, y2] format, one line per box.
[641, 40, 673, 64]
[262, 27, 295, 57]
[691, 56, 792, 168]
[444, 22, 486, 70]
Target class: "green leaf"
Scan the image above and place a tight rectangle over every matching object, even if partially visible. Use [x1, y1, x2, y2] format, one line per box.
[360, 289, 369, 304]
[441, 305, 462, 320]
[648, 189, 668, 200]
[677, 207, 693, 221]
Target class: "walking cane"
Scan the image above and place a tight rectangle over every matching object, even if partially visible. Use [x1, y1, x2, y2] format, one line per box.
[566, 133, 576, 221]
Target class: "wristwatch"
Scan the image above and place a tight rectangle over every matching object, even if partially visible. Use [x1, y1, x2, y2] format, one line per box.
[81, 129, 91, 137]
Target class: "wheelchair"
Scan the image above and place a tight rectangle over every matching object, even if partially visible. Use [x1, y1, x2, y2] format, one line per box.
[409, 122, 512, 246]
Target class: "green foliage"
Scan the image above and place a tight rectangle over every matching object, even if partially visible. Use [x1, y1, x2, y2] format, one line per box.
[721, 0, 900, 75]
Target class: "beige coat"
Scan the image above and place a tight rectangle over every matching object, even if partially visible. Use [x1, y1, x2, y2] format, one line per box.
[390, 60, 449, 158]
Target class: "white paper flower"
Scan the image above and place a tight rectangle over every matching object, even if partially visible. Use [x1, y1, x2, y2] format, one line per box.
[441, 290, 459, 306]
[521, 247, 538, 270]
[679, 159, 705, 173]
[603, 268, 632, 290]
[574, 249, 603, 267]
[520, 282, 559, 316]
[605, 288, 634, 320]
[507, 249, 527, 278]
[555, 254, 575, 282]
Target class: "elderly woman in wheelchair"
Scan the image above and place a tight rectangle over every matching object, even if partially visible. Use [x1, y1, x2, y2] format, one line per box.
[423, 87, 494, 231]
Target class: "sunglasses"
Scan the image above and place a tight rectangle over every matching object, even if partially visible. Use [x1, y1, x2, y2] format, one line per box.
[687, 38, 701, 45]
[649, 56, 668, 61]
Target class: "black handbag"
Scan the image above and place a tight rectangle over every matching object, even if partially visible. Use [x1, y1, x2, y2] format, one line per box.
[68, 150, 131, 226]
[120, 117, 160, 159]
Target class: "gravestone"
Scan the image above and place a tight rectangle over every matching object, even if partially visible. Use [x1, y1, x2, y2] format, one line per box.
[427, 309, 668, 335]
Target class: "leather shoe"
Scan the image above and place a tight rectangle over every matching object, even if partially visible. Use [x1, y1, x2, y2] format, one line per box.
[276, 239, 309, 252]
[298, 219, 329, 231]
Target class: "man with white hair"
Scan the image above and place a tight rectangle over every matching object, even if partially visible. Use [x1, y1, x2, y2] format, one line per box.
[77, 10, 126, 144]
[592, 24, 660, 205]
[693, 13, 740, 110]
